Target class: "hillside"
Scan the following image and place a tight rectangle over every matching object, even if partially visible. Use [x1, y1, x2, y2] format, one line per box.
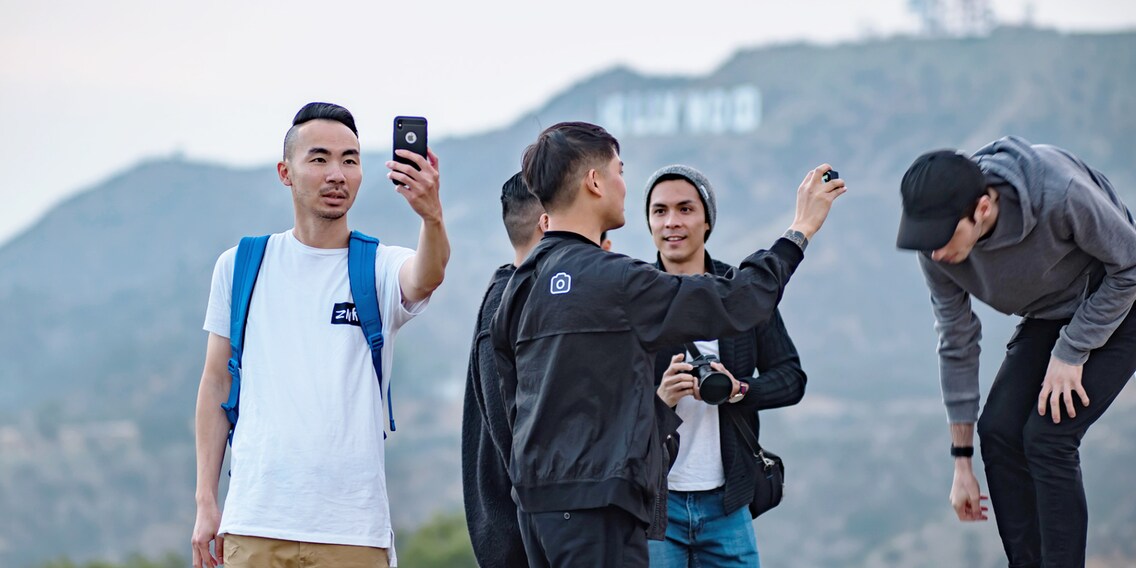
[1, 26, 1135, 567]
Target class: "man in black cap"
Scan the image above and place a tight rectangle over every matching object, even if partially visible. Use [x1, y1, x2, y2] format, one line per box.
[897, 136, 1136, 568]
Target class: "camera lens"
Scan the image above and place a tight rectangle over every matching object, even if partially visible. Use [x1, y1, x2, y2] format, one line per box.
[697, 368, 733, 405]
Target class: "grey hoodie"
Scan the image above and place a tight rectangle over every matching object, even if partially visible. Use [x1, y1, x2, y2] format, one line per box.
[918, 136, 1136, 423]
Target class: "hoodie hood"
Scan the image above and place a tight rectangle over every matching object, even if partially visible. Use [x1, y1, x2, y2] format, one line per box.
[971, 136, 1042, 250]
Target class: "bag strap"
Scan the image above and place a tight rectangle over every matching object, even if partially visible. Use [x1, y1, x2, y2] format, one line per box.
[348, 230, 395, 432]
[728, 410, 778, 471]
[221, 235, 270, 443]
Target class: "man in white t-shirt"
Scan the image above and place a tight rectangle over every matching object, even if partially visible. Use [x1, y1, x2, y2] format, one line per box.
[644, 165, 807, 568]
[191, 102, 450, 568]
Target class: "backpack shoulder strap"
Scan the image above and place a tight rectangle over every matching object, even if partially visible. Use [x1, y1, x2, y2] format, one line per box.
[349, 230, 395, 432]
[220, 235, 270, 439]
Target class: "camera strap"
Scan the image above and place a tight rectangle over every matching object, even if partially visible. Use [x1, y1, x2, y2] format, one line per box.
[684, 342, 768, 462]
[683, 342, 704, 359]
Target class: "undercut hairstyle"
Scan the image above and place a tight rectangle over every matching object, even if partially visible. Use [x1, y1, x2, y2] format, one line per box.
[521, 122, 620, 212]
[282, 102, 359, 160]
[501, 172, 544, 248]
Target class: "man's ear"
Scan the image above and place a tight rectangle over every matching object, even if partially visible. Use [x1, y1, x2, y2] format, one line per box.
[538, 213, 550, 233]
[583, 168, 602, 198]
[277, 161, 292, 187]
[976, 192, 998, 220]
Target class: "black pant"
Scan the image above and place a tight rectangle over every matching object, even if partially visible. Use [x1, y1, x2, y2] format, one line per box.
[977, 311, 1136, 568]
[517, 506, 649, 568]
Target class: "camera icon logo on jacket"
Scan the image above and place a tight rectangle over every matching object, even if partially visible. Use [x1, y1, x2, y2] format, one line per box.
[550, 272, 572, 295]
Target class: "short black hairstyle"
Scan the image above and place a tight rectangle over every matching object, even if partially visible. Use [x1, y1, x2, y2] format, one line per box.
[501, 171, 543, 248]
[283, 102, 358, 160]
[521, 122, 620, 212]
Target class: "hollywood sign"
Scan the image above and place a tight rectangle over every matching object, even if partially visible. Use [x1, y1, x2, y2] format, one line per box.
[596, 85, 761, 137]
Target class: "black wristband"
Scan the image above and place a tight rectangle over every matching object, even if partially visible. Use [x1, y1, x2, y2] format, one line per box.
[950, 445, 974, 458]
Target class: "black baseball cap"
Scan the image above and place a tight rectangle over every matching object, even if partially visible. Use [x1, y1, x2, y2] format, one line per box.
[896, 150, 987, 251]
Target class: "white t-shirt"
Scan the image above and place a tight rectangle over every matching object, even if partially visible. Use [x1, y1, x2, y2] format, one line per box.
[667, 339, 726, 491]
[203, 230, 427, 556]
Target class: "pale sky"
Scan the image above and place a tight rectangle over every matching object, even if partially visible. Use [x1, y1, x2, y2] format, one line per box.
[2, 0, 1135, 245]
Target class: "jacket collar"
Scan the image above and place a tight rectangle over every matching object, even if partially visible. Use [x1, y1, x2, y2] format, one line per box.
[653, 250, 721, 276]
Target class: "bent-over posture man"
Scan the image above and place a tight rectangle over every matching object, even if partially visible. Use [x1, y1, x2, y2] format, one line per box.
[897, 136, 1136, 568]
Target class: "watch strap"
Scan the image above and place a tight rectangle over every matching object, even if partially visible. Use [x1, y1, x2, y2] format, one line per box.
[782, 229, 809, 252]
[950, 445, 975, 458]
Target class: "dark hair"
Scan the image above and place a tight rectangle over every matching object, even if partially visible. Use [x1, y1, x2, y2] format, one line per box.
[501, 172, 544, 248]
[521, 122, 620, 212]
[283, 102, 358, 159]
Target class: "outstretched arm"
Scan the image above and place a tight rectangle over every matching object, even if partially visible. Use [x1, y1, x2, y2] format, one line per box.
[389, 148, 450, 303]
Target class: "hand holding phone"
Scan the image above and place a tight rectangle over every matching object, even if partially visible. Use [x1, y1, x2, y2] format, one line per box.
[392, 116, 428, 185]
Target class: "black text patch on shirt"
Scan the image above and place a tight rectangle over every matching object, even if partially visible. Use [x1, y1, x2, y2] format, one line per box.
[331, 302, 362, 327]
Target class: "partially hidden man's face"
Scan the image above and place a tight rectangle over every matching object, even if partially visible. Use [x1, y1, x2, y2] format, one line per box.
[649, 178, 709, 266]
[593, 151, 626, 230]
[279, 119, 363, 222]
[930, 216, 983, 264]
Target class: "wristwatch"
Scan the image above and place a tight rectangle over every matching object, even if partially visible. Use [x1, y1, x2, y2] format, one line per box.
[950, 445, 974, 458]
[728, 381, 749, 404]
[782, 229, 809, 252]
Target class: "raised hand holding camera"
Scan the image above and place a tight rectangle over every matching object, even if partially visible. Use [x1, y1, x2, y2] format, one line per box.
[789, 164, 846, 240]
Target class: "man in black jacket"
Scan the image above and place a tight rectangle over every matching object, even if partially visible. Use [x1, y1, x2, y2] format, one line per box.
[491, 121, 845, 568]
[461, 172, 545, 568]
[645, 164, 806, 567]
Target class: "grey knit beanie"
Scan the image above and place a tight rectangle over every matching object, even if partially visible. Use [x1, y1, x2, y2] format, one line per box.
[643, 164, 718, 240]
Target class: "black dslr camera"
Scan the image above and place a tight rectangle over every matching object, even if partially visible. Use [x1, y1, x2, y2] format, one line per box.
[689, 354, 733, 405]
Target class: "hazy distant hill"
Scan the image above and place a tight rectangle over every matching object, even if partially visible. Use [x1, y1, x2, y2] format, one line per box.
[2, 26, 1135, 567]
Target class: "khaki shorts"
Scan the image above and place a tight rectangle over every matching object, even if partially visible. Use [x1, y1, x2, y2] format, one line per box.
[223, 533, 390, 568]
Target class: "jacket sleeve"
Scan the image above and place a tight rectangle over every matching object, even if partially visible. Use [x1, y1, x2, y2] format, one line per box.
[490, 294, 521, 436]
[1051, 174, 1136, 365]
[624, 239, 804, 352]
[738, 309, 807, 411]
[918, 254, 983, 423]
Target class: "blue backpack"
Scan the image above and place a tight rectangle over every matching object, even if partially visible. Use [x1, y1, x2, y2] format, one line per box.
[220, 230, 397, 444]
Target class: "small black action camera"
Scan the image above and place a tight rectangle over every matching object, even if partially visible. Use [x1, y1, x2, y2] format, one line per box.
[822, 169, 840, 183]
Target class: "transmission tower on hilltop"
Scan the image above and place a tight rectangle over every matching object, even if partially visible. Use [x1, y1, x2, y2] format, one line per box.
[909, 0, 996, 37]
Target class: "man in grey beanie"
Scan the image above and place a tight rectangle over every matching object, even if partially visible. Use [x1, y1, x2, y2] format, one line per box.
[644, 165, 808, 567]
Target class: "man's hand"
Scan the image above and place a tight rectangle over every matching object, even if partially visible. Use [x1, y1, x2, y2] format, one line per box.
[708, 360, 742, 400]
[387, 148, 443, 223]
[657, 354, 696, 407]
[789, 164, 847, 240]
[950, 463, 989, 522]
[191, 501, 223, 568]
[1038, 356, 1089, 424]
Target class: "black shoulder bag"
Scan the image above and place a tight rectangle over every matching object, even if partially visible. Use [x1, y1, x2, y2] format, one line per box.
[729, 410, 785, 518]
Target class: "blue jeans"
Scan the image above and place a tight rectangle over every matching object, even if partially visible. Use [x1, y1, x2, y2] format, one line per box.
[648, 487, 760, 568]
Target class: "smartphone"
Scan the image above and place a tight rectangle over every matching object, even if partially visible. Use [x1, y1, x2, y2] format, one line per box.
[822, 169, 840, 183]
[392, 116, 428, 185]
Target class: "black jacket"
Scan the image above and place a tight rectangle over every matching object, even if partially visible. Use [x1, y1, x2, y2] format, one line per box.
[652, 253, 806, 516]
[461, 264, 527, 567]
[491, 231, 803, 539]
